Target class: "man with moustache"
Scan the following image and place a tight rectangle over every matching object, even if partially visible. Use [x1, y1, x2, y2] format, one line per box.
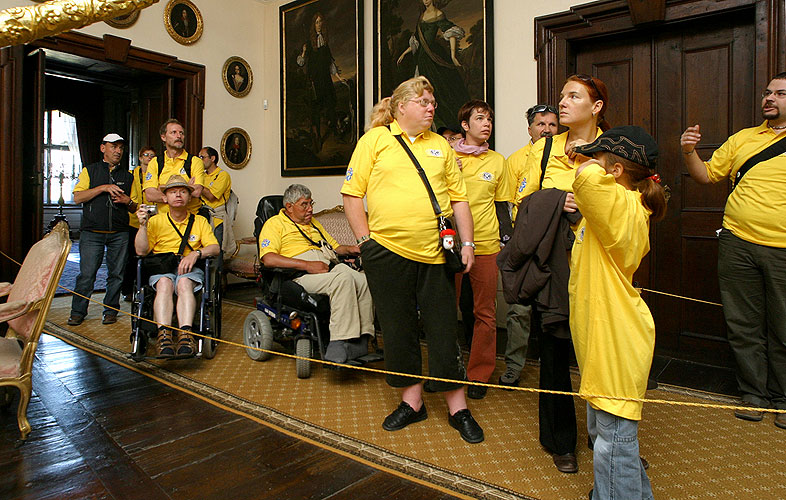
[68, 133, 136, 326]
[681, 73, 786, 430]
[498, 104, 559, 388]
[143, 119, 205, 216]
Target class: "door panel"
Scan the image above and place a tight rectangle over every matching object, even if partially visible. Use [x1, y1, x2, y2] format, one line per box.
[570, 12, 756, 366]
[22, 48, 45, 250]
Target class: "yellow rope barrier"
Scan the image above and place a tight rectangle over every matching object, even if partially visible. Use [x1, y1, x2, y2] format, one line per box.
[2, 248, 784, 415]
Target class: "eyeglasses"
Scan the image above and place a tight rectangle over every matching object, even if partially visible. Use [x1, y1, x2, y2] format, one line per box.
[409, 98, 438, 109]
[294, 200, 316, 209]
[528, 104, 558, 120]
[141, 153, 155, 157]
[762, 89, 786, 99]
[198, 154, 210, 159]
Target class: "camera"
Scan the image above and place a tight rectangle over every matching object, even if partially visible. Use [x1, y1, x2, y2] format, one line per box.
[142, 204, 157, 216]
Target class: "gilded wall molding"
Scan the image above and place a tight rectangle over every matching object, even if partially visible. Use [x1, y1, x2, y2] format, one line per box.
[0, 0, 158, 47]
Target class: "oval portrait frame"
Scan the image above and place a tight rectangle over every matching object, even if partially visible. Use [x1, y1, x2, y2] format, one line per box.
[220, 128, 252, 170]
[222, 56, 253, 98]
[164, 0, 203, 45]
[105, 9, 140, 29]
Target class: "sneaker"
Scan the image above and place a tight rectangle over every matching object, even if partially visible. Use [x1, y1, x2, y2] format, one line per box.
[67, 314, 84, 326]
[467, 382, 488, 400]
[382, 401, 427, 431]
[498, 367, 520, 390]
[448, 408, 484, 443]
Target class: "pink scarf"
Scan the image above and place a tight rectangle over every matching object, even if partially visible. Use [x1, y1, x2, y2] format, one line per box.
[453, 138, 489, 156]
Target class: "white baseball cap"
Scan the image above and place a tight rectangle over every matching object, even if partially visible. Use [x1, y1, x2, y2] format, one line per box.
[102, 133, 125, 143]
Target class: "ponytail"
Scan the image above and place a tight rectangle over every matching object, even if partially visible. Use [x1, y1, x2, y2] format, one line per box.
[603, 152, 668, 221]
[368, 97, 394, 130]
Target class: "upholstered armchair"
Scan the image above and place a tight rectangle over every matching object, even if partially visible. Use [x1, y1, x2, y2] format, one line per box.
[0, 222, 71, 441]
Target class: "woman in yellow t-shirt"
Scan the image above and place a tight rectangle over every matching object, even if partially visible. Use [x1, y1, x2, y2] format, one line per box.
[341, 76, 484, 444]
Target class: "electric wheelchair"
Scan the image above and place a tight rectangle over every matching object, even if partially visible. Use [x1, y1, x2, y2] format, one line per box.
[242, 195, 382, 379]
[129, 255, 222, 362]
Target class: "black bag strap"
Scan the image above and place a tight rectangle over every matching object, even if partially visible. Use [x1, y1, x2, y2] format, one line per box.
[731, 134, 786, 192]
[389, 127, 445, 226]
[282, 211, 330, 248]
[539, 136, 553, 190]
[156, 153, 195, 182]
[167, 213, 195, 255]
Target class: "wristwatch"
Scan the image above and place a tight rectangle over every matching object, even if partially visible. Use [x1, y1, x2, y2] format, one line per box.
[196, 249, 202, 259]
[461, 241, 476, 249]
[357, 234, 371, 245]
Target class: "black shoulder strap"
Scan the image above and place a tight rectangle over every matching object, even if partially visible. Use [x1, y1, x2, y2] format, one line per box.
[282, 211, 329, 248]
[168, 213, 195, 255]
[156, 154, 194, 182]
[388, 126, 443, 217]
[731, 134, 786, 192]
[539, 136, 553, 190]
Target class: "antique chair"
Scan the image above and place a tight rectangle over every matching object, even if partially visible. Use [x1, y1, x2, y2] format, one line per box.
[0, 222, 71, 441]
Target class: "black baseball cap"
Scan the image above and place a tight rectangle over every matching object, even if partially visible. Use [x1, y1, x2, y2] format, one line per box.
[573, 126, 658, 169]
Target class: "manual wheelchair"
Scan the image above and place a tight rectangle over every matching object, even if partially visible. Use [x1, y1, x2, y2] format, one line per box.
[242, 195, 382, 378]
[129, 255, 222, 362]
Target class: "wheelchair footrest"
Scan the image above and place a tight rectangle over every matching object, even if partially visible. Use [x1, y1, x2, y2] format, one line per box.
[125, 352, 200, 362]
[355, 352, 384, 364]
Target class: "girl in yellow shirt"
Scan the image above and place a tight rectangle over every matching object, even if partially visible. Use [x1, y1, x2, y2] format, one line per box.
[569, 126, 667, 500]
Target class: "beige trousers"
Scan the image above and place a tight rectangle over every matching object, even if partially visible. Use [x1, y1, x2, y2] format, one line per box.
[293, 250, 374, 341]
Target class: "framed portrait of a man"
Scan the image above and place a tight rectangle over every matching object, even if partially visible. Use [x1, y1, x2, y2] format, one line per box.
[280, 0, 364, 177]
[373, 0, 494, 132]
[165, 0, 203, 45]
[223, 56, 253, 98]
[221, 128, 252, 170]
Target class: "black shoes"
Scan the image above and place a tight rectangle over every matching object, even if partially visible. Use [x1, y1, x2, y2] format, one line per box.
[552, 452, 579, 473]
[448, 409, 484, 443]
[67, 314, 84, 326]
[102, 313, 118, 325]
[467, 382, 488, 400]
[382, 401, 428, 431]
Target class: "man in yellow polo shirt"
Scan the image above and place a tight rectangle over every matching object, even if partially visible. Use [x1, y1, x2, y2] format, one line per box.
[143, 118, 205, 215]
[258, 184, 373, 363]
[198, 146, 232, 247]
[499, 104, 558, 389]
[681, 72, 786, 429]
[135, 175, 219, 358]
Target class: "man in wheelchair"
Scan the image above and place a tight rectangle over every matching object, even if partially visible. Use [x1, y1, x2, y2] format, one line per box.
[135, 175, 220, 357]
[258, 184, 373, 363]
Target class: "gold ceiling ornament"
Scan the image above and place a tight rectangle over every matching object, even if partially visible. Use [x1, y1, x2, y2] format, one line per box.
[0, 0, 159, 48]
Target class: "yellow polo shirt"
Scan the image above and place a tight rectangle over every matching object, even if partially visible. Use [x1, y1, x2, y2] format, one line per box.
[340, 120, 468, 264]
[201, 167, 232, 226]
[146, 212, 218, 257]
[128, 165, 148, 229]
[142, 151, 205, 214]
[506, 142, 532, 202]
[569, 164, 654, 421]
[704, 121, 786, 247]
[258, 210, 340, 259]
[514, 128, 604, 206]
[456, 150, 510, 255]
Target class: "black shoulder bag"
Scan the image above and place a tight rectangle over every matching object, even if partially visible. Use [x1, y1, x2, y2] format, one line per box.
[730, 134, 786, 192]
[539, 136, 553, 190]
[390, 129, 465, 273]
[142, 214, 195, 275]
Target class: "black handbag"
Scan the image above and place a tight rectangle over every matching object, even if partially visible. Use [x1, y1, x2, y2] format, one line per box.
[142, 214, 195, 275]
[391, 131, 465, 273]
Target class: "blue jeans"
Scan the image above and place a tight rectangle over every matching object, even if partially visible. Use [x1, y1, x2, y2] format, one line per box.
[70, 230, 128, 317]
[587, 404, 653, 500]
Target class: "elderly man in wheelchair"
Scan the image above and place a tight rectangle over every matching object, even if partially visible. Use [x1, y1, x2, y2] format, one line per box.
[257, 184, 373, 364]
[134, 175, 220, 358]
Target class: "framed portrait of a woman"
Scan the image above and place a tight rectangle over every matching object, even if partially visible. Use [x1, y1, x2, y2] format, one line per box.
[280, 0, 364, 177]
[223, 56, 253, 97]
[373, 0, 493, 132]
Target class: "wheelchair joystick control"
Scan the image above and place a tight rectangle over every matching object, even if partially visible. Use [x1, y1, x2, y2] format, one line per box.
[300, 291, 318, 308]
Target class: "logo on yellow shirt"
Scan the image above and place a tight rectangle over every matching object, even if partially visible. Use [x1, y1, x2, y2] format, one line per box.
[577, 227, 585, 243]
[345, 167, 353, 181]
[145, 172, 153, 181]
[260, 239, 270, 248]
[518, 179, 527, 192]
[427, 149, 443, 157]
[481, 172, 493, 182]
[188, 234, 197, 242]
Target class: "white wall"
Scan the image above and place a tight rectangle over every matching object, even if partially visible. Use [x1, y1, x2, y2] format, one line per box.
[3, 0, 577, 236]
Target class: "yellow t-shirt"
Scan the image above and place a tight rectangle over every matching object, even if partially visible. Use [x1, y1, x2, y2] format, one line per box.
[569, 164, 654, 421]
[201, 167, 232, 226]
[142, 151, 205, 214]
[456, 150, 510, 255]
[704, 121, 786, 248]
[514, 128, 604, 206]
[340, 121, 467, 264]
[146, 212, 218, 256]
[128, 165, 148, 229]
[258, 210, 340, 259]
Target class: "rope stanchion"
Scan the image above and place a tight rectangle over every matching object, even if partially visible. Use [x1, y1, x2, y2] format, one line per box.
[3, 248, 784, 415]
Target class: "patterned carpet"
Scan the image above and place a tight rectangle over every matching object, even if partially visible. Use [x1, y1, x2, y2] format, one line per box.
[43, 295, 786, 500]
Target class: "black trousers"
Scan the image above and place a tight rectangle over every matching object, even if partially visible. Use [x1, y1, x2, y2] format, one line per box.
[538, 325, 577, 455]
[361, 239, 466, 392]
[121, 227, 138, 297]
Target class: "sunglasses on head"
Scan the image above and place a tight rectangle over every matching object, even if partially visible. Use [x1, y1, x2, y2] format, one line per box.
[528, 104, 558, 119]
[574, 74, 603, 99]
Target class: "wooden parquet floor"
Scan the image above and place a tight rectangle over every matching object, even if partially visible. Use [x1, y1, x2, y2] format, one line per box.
[0, 334, 458, 500]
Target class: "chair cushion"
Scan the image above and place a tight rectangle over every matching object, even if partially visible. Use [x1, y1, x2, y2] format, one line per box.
[0, 337, 23, 378]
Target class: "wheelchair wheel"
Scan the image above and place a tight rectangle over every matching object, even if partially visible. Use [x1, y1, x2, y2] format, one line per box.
[202, 285, 222, 360]
[243, 310, 273, 361]
[295, 337, 312, 379]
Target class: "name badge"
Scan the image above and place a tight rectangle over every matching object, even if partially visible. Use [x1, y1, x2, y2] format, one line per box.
[427, 149, 443, 158]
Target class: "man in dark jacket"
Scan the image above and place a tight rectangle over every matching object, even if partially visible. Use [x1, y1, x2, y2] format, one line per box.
[68, 133, 137, 326]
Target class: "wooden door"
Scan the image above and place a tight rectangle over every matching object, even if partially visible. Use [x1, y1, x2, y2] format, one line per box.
[22, 48, 46, 251]
[569, 13, 757, 366]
